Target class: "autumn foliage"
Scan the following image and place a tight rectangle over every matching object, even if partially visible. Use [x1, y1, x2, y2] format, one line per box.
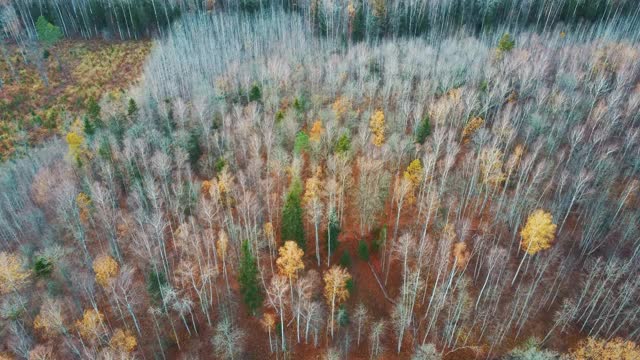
[520, 210, 557, 255]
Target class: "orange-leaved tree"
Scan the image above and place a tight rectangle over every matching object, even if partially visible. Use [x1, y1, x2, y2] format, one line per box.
[572, 337, 640, 360]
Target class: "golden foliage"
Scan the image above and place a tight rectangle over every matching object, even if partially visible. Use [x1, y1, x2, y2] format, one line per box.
[33, 299, 65, 338]
[479, 147, 506, 187]
[332, 96, 351, 119]
[309, 120, 325, 142]
[261, 312, 276, 331]
[303, 169, 323, 205]
[323, 266, 351, 305]
[110, 328, 138, 353]
[201, 180, 213, 197]
[76, 309, 106, 341]
[93, 255, 119, 288]
[276, 241, 305, 280]
[369, 109, 385, 147]
[215, 168, 234, 205]
[347, 2, 356, 18]
[572, 337, 640, 360]
[371, 0, 386, 18]
[506, 144, 525, 172]
[217, 229, 229, 258]
[452, 242, 470, 269]
[65, 131, 85, 162]
[461, 117, 484, 143]
[0, 252, 30, 294]
[76, 192, 92, 223]
[264, 222, 274, 238]
[520, 209, 557, 255]
[402, 159, 423, 203]
[403, 159, 423, 188]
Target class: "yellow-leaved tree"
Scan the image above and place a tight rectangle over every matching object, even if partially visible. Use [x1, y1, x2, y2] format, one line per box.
[93, 254, 119, 288]
[109, 328, 137, 354]
[512, 209, 557, 285]
[452, 242, 470, 269]
[369, 109, 385, 147]
[76, 192, 92, 223]
[324, 265, 351, 338]
[304, 169, 324, 266]
[479, 147, 506, 187]
[261, 312, 276, 353]
[521, 209, 557, 255]
[76, 309, 106, 341]
[65, 131, 85, 163]
[403, 159, 423, 203]
[276, 241, 305, 289]
[461, 116, 484, 143]
[309, 120, 325, 142]
[0, 252, 30, 294]
[572, 337, 640, 360]
[33, 298, 65, 338]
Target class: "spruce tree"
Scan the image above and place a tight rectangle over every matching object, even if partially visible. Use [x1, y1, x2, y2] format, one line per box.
[239, 240, 262, 315]
[415, 114, 431, 144]
[281, 179, 306, 249]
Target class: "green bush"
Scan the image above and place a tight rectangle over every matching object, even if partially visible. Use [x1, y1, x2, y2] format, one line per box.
[249, 82, 262, 102]
[340, 250, 352, 268]
[34, 255, 54, 277]
[357, 240, 370, 261]
[498, 33, 515, 52]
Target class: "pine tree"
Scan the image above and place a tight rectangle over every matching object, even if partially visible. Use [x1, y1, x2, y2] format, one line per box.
[127, 98, 138, 117]
[35, 16, 62, 49]
[87, 97, 101, 120]
[83, 116, 95, 137]
[415, 114, 431, 144]
[282, 179, 306, 249]
[239, 240, 262, 315]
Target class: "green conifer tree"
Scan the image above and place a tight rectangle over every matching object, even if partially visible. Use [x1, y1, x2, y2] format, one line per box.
[282, 180, 306, 249]
[239, 240, 262, 315]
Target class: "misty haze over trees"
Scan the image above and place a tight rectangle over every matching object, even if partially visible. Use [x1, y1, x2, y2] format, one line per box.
[1, 0, 640, 359]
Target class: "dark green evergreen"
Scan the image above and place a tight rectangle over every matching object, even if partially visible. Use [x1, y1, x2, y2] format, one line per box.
[357, 240, 370, 261]
[340, 250, 352, 268]
[33, 256, 54, 278]
[239, 240, 262, 315]
[415, 114, 431, 144]
[127, 98, 139, 117]
[281, 179, 306, 248]
[249, 82, 262, 102]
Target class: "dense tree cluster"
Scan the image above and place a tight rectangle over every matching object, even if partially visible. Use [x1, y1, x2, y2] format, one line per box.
[1, 3, 640, 360]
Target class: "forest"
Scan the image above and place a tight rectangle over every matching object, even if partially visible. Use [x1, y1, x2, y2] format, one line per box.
[1, 0, 640, 359]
